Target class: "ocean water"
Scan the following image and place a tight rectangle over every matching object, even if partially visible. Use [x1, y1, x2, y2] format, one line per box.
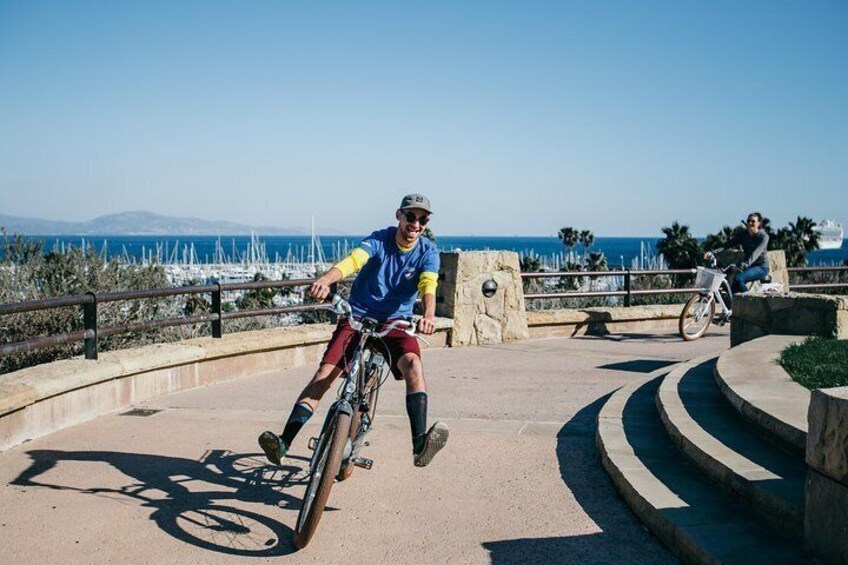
[9, 234, 848, 267]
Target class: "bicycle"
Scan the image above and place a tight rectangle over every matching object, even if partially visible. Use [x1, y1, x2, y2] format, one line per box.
[293, 293, 428, 549]
[678, 253, 736, 341]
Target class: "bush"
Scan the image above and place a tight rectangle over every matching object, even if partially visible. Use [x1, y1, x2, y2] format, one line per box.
[0, 234, 174, 373]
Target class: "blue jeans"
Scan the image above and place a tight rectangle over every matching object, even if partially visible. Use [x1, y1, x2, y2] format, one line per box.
[732, 266, 769, 294]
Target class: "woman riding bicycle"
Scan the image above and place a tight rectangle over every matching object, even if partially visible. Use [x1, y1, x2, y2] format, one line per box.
[704, 212, 770, 295]
[258, 193, 449, 469]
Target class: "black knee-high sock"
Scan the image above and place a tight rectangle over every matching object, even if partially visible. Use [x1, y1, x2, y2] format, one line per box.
[281, 402, 314, 448]
[406, 392, 428, 445]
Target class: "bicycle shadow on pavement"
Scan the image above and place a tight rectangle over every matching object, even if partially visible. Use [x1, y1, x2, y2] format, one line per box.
[11, 448, 312, 557]
[482, 394, 675, 564]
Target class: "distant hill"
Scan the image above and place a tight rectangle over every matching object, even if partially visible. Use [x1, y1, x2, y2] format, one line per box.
[0, 211, 347, 236]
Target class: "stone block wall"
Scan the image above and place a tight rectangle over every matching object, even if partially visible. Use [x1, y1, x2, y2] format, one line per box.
[806, 387, 848, 563]
[730, 293, 848, 347]
[437, 251, 528, 346]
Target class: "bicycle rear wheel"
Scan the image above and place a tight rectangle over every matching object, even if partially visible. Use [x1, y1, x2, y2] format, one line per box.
[679, 294, 715, 341]
[294, 410, 351, 549]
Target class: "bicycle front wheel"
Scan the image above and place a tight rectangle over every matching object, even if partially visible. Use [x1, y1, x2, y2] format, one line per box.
[338, 368, 381, 482]
[294, 410, 351, 549]
[679, 294, 715, 341]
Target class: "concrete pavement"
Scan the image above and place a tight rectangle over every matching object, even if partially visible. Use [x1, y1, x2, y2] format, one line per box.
[0, 329, 729, 564]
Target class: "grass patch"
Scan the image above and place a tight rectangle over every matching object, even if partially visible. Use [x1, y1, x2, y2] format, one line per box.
[779, 337, 848, 390]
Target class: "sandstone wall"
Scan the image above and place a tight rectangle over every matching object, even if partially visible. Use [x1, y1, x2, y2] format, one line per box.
[730, 292, 848, 346]
[806, 387, 848, 563]
[437, 251, 528, 346]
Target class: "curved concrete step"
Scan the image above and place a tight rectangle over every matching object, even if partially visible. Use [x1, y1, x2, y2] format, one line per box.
[714, 335, 809, 453]
[657, 355, 805, 538]
[597, 371, 809, 564]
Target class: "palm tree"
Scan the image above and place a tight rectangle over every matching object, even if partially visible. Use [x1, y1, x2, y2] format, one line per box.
[657, 222, 702, 269]
[704, 225, 742, 251]
[774, 216, 820, 267]
[558, 227, 579, 258]
[579, 230, 595, 266]
[760, 216, 775, 237]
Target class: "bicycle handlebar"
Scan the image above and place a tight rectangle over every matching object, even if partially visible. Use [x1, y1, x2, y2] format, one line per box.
[320, 293, 428, 345]
[703, 252, 737, 273]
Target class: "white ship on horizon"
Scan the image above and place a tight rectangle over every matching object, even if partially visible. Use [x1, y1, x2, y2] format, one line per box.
[816, 219, 844, 250]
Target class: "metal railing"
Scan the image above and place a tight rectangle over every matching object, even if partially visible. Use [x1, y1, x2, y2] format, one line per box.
[0, 277, 350, 361]
[521, 266, 848, 304]
[521, 268, 702, 306]
[787, 266, 848, 290]
[2, 265, 846, 365]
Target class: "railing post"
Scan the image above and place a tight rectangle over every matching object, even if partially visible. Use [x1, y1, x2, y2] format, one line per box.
[83, 292, 98, 360]
[211, 283, 222, 338]
[624, 269, 632, 307]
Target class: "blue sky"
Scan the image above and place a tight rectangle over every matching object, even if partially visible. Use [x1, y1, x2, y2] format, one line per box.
[1, 1, 845, 236]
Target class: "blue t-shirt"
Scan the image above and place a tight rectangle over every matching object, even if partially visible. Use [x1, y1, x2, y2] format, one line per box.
[348, 227, 440, 320]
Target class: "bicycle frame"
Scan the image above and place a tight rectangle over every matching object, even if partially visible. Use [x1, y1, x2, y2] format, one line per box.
[707, 277, 733, 316]
[306, 319, 388, 476]
[294, 294, 421, 547]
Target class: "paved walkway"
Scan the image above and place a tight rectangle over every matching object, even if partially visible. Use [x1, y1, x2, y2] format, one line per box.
[0, 329, 729, 564]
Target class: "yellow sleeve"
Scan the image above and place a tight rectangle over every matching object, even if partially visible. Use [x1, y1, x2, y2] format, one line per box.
[418, 271, 438, 296]
[334, 248, 371, 278]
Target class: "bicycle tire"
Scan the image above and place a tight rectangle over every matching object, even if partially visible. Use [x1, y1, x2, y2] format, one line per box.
[294, 410, 351, 549]
[679, 294, 715, 341]
[337, 369, 381, 481]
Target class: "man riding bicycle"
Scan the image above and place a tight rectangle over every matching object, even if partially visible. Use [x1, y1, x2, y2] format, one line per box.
[259, 193, 449, 468]
[705, 212, 770, 295]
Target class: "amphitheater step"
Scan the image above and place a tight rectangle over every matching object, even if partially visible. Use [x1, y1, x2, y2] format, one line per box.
[597, 374, 809, 564]
[713, 335, 808, 453]
[657, 356, 806, 538]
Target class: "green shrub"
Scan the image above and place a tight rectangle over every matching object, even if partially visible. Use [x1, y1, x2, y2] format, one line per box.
[1, 234, 173, 373]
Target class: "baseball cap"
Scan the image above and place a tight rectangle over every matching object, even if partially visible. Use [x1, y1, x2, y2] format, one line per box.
[399, 193, 433, 213]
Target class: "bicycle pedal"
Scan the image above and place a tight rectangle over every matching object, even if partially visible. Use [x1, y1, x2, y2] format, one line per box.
[307, 437, 318, 451]
[353, 457, 373, 470]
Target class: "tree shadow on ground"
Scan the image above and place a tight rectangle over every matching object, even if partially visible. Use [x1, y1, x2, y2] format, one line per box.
[597, 359, 677, 374]
[482, 394, 676, 565]
[11, 448, 311, 557]
[573, 332, 683, 343]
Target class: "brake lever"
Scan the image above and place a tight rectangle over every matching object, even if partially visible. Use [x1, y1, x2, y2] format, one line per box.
[404, 319, 432, 348]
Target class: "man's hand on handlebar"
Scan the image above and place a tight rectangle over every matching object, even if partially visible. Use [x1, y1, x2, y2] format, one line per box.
[417, 316, 436, 336]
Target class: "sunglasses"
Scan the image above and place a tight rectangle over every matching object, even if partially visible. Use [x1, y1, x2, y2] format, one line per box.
[403, 211, 430, 225]
[747, 219, 758, 224]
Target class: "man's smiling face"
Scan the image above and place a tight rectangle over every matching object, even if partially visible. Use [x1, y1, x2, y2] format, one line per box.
[396, 208, 430, 246]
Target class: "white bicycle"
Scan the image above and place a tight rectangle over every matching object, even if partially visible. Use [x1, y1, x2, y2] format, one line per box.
[678, 252, 784, 340]
[678, 254, 736, 341]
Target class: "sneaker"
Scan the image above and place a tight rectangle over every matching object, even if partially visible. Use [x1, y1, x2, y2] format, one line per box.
[258, 431, 287, 465]
[413, 422, 449, 468]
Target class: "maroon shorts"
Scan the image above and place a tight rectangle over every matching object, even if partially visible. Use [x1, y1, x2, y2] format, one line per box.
[321, 318, 420, 380]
